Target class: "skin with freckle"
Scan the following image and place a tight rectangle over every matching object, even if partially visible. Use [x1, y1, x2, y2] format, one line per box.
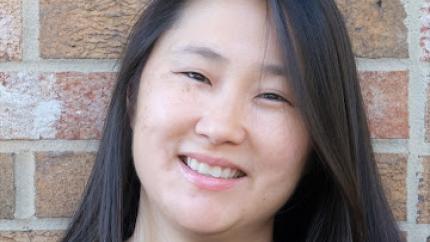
[128, 1, 311, 242]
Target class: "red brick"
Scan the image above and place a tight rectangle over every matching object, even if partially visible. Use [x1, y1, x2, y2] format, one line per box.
[0, 230, 64, 242]
[335, 0, 408, 58]
[0, 153, 15, 219]
[0, 72, 115, 140]
[35, 152, 95, 218]
[421, 1, 430, 62]
[374, 153, 407, 221]
[40, 0, 147, 59]
[418, 156, 430, 223]
[0, 0, 22, 61]
[359, 71, 409, 139]
[54, 72, 115, 139]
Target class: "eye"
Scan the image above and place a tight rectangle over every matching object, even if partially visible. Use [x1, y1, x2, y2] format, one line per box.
[181, 72, 211, 85]
[258, 92, 290, 104]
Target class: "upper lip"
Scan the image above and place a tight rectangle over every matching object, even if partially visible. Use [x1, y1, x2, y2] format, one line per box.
[180, 152, 246, 175]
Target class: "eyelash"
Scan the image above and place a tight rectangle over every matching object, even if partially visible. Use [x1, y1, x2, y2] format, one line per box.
[182, 71, 211, 84]
[180, 71, 290, 104]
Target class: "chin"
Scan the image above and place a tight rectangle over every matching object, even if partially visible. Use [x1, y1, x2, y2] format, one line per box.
[169, 203, 239, 235]
[177, 218, 234, 235]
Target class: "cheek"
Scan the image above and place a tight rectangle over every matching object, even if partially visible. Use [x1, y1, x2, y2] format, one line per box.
[131, 86, 193, 207]
[252, 108, 310, 169]
[250, 110, 310, 203]
[133, 80, 195, 140]
[131, 78, 200, 175]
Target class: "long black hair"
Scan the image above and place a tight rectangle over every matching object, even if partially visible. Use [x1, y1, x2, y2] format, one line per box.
[61, 0, 403, 241]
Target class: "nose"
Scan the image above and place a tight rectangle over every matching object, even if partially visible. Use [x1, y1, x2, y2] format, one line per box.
[194, 98, 247, 146]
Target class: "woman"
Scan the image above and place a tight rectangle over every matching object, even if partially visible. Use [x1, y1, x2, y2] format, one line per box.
[61, 0, 403, 241]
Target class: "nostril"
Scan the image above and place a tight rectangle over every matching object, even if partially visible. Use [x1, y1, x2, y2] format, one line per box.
[194, 116, 246, 145]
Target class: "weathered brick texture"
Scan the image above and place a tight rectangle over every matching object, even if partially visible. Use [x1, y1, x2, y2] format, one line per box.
[0, 231, 64, 242]
[418, 156, 430, 223]
[421, 0, 430, 61]
[335, 0, 408, 58]
[38, 0, 408, 59]
[375, 153, 408, 221]
[40, 0, 148, 59]
[0, 72, 115, 140]
[0, 153, 15, 219]
[0, 0, 22, 61]
[35, 152, 95, 218]
[359, 71, 409, 139]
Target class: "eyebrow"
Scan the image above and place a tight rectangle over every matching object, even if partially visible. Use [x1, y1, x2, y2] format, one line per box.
[176, 45, 228, 62]
[175, 45, 286, 77]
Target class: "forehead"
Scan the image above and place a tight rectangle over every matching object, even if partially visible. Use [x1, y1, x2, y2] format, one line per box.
[155, 0, 283, 65]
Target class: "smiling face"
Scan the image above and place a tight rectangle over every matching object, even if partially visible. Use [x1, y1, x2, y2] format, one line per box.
[131, 0, 311, 241]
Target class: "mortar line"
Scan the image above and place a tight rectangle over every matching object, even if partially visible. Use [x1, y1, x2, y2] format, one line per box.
[0, 218, 70, 231]
[356, 58, 410, 71]
[0, 140, 100, 153]
[14, 152, 35, 219]
[402, 0, 429, 241]
[0, 60, 119, 72]
[399, 221, 430, 230]
[21, 0, 40, 61]
[371, 139, 409, 153]
[399, 222, 430, 241]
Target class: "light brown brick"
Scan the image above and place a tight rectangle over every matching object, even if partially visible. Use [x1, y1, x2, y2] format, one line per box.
[35, 152, 95, 218]
[425, 79, 430, 142]
[335, 0, 408, 58]
[359, 71, 409, 139]
[421, 1, 430, 61]
[374, 153, 407, 221]
[0, 72, 115, 140]
[0, 0, 22, 61]
[39, 0, 408, 59]
[0, 153, 15, 219]
[40, 0, 147, 59]
[418, 156, 430, 223]
[0, 230, 64, 242]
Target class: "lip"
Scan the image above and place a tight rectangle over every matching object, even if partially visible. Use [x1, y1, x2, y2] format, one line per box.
[178, 158, 246, 191]
[179, 152, 246, 174]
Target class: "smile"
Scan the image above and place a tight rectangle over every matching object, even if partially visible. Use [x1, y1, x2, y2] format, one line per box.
[181, 156, 245, 179]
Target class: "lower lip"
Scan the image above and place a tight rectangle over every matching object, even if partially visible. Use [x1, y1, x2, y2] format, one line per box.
[178, 159, 245, 191]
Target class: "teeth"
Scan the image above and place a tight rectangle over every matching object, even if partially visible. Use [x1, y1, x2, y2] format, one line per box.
[221, 168, 232, 177]
[210, 166, 222, 177]
[187, 158, 199, 170]
[184, 157, 243, 179]
[198, 162, 210, 176]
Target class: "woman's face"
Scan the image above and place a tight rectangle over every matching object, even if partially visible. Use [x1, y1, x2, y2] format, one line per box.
[132, 0, 310, 237]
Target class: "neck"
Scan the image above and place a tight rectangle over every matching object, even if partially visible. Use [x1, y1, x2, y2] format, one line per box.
[126, 188, 274, 242]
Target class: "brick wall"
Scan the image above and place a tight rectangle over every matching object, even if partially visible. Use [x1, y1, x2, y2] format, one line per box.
[0, 0, 428, 241]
